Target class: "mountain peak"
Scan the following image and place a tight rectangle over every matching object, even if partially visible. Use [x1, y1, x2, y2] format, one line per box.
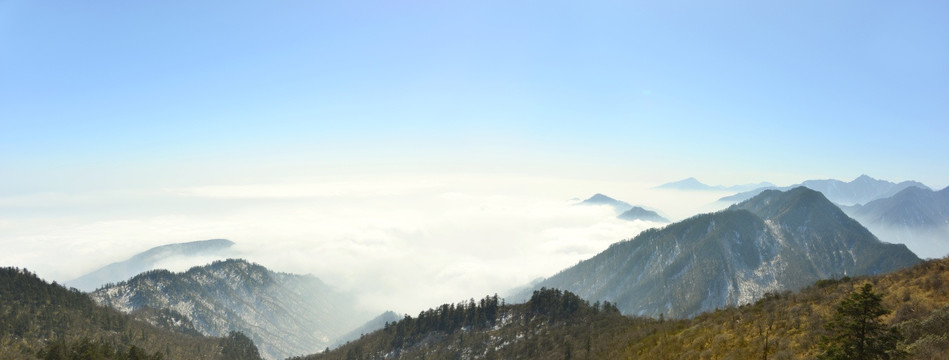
[730, 186, 848, 226]
[617, 206, 669, 223]
[587, 193, 613, 201]
[853, 174, 876, 182]
[579, 193, 633, 214]
[657, 178, 773, 192]
[529, 187, 919, 318]
[655, 177, 710, 190]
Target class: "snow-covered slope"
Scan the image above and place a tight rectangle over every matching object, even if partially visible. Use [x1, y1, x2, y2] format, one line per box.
[91, 259, 370, 360]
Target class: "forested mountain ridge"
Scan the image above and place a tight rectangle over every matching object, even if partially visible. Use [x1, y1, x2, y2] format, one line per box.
[520, 187, 919, 318]
[293, 290, 649, 360]
[0, 266, 262, 360]
[91, 259, 370, 360]
[293, 257, 949, 360]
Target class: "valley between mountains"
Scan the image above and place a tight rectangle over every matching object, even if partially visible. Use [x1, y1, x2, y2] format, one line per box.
[2, 177, 948, 359]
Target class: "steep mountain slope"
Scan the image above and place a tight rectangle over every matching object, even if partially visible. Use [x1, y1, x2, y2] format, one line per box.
[91, 259, 370, 360]
[844, 186, 949, 258]
[578, 193, 633, 214]
[720, 175, 929, 205]
[297, 258, 949, 360]
[0, 267, 258, 359]
[656, 177, 773, 192]
[618, 206, 669, 223]
[331, 311, 402, 349]
[523, 187, 919, 318]
[67, 238, 236, 291]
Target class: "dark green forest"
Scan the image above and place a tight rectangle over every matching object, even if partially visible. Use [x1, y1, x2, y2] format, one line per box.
[0, 267, 261, 360]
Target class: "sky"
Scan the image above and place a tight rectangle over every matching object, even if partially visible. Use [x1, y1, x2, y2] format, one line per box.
[1, 1, 948, 314]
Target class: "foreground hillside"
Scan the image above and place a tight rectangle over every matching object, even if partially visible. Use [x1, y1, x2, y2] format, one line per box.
[302, 257, 949, 359]
[0, 267, 262, 360]
[293, 290, 658, 360]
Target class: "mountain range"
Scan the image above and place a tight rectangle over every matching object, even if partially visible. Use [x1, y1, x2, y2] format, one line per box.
[518, 187, 920, 318]
[67, 238, 236, 292]
[843, 186, 949, 258]
[656, 177, 774, 192]
[91, 259, 370, 360]
[718, 175, 929, 206]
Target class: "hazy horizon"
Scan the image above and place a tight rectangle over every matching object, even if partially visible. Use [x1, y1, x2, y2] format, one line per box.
[2, 1, 947, 315]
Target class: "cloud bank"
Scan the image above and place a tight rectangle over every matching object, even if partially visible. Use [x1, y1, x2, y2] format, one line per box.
[0, 173, 732, 314]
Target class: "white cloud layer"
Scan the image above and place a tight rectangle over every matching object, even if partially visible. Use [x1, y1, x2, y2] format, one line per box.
[0, 173, 732, 315]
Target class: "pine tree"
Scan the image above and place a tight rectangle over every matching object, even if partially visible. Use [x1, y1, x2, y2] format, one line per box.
[220, 331, 263, 360]
[819, 284, 904, 360]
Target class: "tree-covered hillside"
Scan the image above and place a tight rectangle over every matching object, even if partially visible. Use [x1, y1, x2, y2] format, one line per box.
[297, 257, 949, 360]
[0, 267, 261, 360]
[293, 289, 656, 360]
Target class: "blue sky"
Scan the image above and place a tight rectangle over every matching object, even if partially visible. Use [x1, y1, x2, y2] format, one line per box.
[2, 1, 949, 312]
[2, 0, 949, 193]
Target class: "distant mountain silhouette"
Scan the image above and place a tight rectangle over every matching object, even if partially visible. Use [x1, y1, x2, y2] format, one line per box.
[719, 175, 929, 206]
[578, 193, 633, 214]
[519, 187, 920, 318]
[844, 186, 949, 258]
[656, 177, 773, 192]
[67, 239, 235, 292]
[617, 206, 669, 223]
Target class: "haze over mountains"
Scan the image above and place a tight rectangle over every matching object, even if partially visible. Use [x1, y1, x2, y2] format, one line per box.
[718, 175, 930, 206]
[579, 193, 669, 223]
[67, 238, 237, 292]
[578, 193, 634, 214]
[2, 175, 946, 359]
[519, 187, 920, 318]
[656, 177, 774, 192]
[92, 259, 371, 360]
[618, 206, 670, 223]
[844, 186, 949, 258]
